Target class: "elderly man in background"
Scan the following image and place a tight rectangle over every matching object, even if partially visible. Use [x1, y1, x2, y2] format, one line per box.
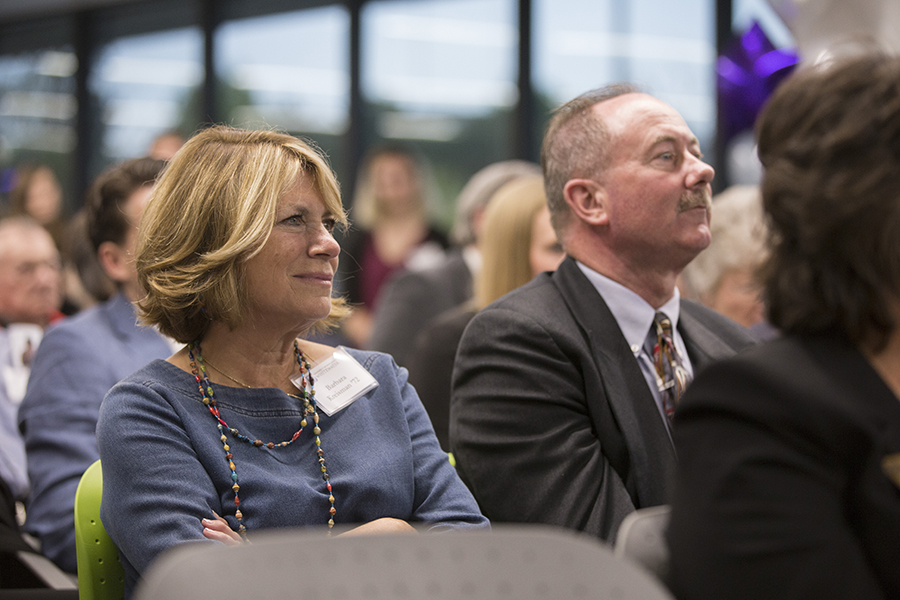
[18, 158, 173, 573]
[0, 217, 63, 330]
[451, 85, 757, 540]
[368, 160, 541, 368]
[680, 185, 770, 333]
[0, 217, 63, 503]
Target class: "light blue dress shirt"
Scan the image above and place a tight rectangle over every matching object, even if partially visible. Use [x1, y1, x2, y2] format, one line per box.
[576, 261, 694, 435]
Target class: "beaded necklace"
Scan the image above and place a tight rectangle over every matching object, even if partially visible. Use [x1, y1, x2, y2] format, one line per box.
[188, 339, 335, 537]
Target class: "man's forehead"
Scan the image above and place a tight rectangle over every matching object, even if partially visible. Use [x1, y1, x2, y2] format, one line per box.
[594, 93, 694, 143]
[0, 227, 57, 261]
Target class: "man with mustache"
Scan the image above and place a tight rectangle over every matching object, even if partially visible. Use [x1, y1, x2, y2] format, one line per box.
[450, 86, 757, 540]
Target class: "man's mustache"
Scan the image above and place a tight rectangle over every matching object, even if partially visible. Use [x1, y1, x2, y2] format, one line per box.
[677, 189, 711, 213]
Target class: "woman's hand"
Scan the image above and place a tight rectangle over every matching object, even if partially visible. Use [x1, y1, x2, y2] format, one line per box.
[339, 517, 418, 537]
[201, 511, 243, 546]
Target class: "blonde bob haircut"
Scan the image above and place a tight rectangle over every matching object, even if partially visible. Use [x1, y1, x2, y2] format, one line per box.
[475, 174, 547, 309]
[136, 126, 349, 343]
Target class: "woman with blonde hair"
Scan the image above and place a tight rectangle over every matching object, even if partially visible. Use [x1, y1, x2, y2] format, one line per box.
[407, 174, 564, 449]
[96, 127, 487, 598]
[338, 146, 448, 348]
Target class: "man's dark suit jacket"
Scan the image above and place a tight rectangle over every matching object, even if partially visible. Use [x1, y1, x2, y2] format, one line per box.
[668, 335, 900, 600]
[450, 256, 757, 540]
[369, 249, 473, 368]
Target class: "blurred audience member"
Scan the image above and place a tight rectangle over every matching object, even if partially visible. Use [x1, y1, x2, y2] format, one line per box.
[0, 218, 63, 329]
[0, 217, 63, 502]
[669, 53, 900, 600]
[8, 165, 66, 255]
[680, 185, 767, 328]
[18, 158, 173, 574]
[408, 175, 563, 449]
[338, 146, 447, 347]
[147, 130, 186, 161]
[62, 210, 116, 311]
[369, 160, 542, 367]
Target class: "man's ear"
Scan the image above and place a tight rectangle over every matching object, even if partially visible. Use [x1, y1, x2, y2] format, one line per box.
[97, 241, 129, 284]
[563, 178, 608, 226]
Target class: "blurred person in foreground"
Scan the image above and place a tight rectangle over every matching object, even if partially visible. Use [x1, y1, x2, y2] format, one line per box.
[679, 185, 770, 332]
[668, 53, 900, 600]
[450, 85, 756, 541]
[369, 160, 542, 368]
[96, 127, 487, 598]
[18, 158, 173, 574]
[407, 174, 564, 450]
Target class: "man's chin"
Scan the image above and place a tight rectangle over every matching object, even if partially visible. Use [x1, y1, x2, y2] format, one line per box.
[678, 206, 711, 226]
[693, 227, 712, 251]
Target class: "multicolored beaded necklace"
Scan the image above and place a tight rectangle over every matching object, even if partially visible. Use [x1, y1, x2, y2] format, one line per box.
[188, 339, 335, 537]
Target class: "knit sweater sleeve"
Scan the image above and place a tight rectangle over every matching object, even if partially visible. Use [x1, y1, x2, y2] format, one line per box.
[97, 367, 219, 596]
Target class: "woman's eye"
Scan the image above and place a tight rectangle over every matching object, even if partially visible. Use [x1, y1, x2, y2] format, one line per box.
[284, 215, 304, 226]
[658, 152, 674, 161]
[323, 219, 337, 233]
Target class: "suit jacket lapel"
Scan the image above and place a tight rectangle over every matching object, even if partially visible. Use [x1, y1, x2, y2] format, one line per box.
[552, 257, 676, 506]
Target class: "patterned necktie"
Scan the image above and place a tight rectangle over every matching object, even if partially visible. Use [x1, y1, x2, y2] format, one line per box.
[650, 311, 692, 426]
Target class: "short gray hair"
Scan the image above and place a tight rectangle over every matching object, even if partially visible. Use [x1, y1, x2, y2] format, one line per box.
[541, 84, 639, 235]
[450, 160, 542, 246]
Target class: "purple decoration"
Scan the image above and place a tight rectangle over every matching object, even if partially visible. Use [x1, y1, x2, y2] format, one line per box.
[717, 21, 799, 143]
[0, 168, 17, 194]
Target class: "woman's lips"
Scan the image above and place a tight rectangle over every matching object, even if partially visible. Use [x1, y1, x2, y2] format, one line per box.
[296, 272, 333, 283]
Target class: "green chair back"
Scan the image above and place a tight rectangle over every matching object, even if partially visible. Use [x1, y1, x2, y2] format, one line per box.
[74, 460, 124, 600]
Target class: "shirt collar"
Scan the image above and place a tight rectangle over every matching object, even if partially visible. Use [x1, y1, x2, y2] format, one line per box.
[575, 261, 681, 356]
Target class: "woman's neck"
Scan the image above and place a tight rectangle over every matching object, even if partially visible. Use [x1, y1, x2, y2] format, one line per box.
[371, 216, 429, 265]
[192, 323, 304, 393]
[375, 206, 425, 227]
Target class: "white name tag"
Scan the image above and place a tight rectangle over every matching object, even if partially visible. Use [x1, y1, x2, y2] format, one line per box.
[291, 347, 378, 416]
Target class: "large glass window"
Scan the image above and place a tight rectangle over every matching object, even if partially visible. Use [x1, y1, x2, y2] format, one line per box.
[533, 0, 716, 162]
[216, 5, 350, 185]
[361, 0, 518, 229]
[733, 0, 794, 46]
[0, 48, 77, 213]
[89, 27, 203, 173]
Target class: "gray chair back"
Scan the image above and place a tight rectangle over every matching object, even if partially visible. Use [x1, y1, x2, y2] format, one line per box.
[137, 525, 675, 600]
[614, 505, 672, 582]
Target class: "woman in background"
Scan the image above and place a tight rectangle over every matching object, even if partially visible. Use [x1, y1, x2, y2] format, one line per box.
[97, 127, 487, 598]
[8, 165, 66, 253]
[407, 174, 565, 449]
[338, 146, 447, 348]
[668, 53, 900, 600]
